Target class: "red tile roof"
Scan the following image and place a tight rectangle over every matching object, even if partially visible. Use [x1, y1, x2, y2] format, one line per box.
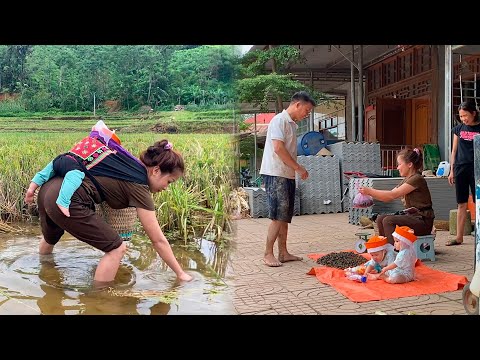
[244, 113, 276, 124]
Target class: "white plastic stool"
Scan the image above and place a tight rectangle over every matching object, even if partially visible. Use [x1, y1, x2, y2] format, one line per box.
[415, 235, 435, 261]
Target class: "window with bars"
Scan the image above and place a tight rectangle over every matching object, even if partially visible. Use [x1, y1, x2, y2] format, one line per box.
[382, 59, 396, 86]
[398, 50, 413, 81]
[316, 108, 346, 140]
[414, 46, 432, 74]
[367, 65, 382, 92]
[452, 55, 480, 128]
[452, 76, 480, 129]
[297, 117, 310, 135]
[366, 45, 433, 94]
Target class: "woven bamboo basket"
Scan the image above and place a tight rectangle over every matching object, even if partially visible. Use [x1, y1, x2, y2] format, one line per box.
[95, 202, 138, 240]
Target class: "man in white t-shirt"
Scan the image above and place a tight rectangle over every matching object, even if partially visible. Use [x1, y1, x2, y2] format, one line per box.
[259, 91, 316, 267]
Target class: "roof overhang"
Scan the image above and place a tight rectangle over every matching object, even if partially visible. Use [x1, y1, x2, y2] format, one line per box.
[247, 45, 407, 94]
[452, 45, 480, 55]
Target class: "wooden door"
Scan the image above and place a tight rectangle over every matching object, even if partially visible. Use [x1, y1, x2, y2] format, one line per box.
[365, 105, 377, 142]
[376, 97, 407, 145]
[412, 97, 430, 148]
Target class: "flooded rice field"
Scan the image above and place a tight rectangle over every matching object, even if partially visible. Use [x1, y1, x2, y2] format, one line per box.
[0, 226, 235, 315]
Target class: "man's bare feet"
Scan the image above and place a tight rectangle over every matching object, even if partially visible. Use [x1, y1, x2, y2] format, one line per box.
[278, 253, 303, 263]
[263, 254, 282, 267]
[57, 204, 70, 217]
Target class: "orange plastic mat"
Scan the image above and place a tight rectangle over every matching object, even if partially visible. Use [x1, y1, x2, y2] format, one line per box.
[307, 252, 468, 302]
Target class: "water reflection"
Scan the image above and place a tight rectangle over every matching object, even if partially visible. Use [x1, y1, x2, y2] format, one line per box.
[0, 232, 235, 315]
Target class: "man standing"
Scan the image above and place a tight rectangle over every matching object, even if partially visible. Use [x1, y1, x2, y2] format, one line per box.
[260, 91, 316, 267]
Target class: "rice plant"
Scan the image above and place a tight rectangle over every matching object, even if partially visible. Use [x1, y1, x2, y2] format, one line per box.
[0, 131, 235, 244]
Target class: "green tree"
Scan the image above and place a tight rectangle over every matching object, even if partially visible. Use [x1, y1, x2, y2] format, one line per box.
[168, 45, 238, 107]
[1, 45, 237, 112]
[236, 45, 326, 112]
[0, 45, 33, 93]
[0, 45, 7, 91]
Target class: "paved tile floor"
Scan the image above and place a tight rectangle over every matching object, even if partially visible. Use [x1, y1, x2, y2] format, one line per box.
[231, 213, 476, 315]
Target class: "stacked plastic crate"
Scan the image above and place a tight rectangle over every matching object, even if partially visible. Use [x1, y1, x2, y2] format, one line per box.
[244, 186, 300, 219]
[327, 141, 382, 212]
[422, 177, 457, 220]
[297, 155, 343, 214]
[348, 177, 458, 224]
[348, 177, 403, 225]
[244, 187, 268, 218]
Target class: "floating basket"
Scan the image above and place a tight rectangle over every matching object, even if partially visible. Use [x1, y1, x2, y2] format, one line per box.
[95, 202, 138, 241]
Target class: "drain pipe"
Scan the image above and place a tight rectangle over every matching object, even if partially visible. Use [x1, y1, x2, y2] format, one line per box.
[357, 45, 364, 141]
[444, 45, 452, 162]
[254, 113, 257, 181]
[310, 70, 315, 131]
[351, 45, 356, 141]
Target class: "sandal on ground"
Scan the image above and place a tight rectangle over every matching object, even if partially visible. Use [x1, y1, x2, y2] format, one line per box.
[445, 239, 463, 246]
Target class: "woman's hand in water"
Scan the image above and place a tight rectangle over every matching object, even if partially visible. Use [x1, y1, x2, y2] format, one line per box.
[177, 271, 193, 282]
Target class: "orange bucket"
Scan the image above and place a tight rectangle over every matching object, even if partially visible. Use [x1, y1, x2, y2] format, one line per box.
[468, 195, 476, 221]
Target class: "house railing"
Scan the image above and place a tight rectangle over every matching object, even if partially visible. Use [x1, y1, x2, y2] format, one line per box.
[381, 144, 409, 176]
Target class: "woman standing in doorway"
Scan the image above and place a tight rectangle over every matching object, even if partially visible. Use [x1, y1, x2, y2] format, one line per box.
[447, 101, 480, 245]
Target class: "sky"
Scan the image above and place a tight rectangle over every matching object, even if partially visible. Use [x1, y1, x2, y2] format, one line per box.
[237, 45, 253, 55]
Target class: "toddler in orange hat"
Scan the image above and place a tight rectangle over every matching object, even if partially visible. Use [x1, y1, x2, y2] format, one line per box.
[363, 235, 397, 280]
[373, 225, 417, 284]
[344, 235, 396, 281]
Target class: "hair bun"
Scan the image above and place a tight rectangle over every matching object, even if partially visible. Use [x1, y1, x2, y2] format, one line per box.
[147, 146, 157, 155]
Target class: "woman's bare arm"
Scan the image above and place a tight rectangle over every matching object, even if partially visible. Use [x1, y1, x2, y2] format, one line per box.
[359, 182, 416, 202]
[136, 207, 192, 281]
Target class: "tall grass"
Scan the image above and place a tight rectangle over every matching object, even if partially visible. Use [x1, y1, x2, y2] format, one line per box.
[0, 99, 27, 115]
[0, 132, 235, 244]
[0, 109, 234, 121]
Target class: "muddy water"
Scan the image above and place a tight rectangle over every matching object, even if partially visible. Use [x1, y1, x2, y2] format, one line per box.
[0, 227, 235, 315]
